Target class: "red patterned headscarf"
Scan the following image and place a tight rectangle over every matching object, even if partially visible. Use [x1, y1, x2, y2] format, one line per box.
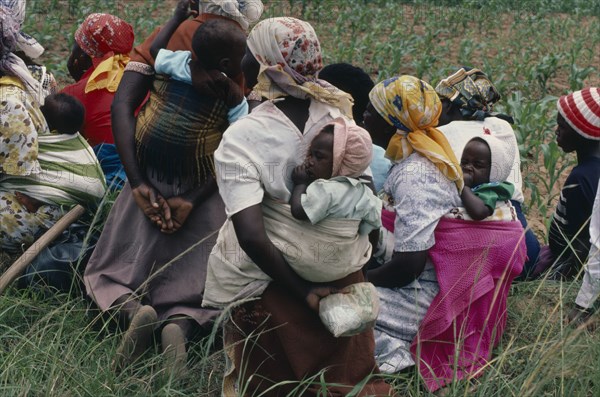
[74, 13, 134, 93]
[74, 13, 134, 58]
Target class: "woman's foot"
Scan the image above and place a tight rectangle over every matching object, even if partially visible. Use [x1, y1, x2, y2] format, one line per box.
[161, 323, 188, 376]
[113, 305, 157, 372]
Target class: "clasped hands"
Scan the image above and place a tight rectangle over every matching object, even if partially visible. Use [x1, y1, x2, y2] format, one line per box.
[131, 183, 193, 234]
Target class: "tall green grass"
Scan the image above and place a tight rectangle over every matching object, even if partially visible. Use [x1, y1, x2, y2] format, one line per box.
[5, 0, 600, 395]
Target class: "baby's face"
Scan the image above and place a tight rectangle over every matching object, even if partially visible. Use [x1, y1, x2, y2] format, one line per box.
[461, 139, 491, 187]
[304, 130, 334, 180]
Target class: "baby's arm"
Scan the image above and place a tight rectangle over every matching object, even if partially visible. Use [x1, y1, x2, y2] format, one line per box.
[461, 186, 493, 220]
[290, 165, 311, 220]
[149, 0, 194, 60]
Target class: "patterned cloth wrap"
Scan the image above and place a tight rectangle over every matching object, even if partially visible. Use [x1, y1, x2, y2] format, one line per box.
[0, 0, 44, 103]
[0, 76, 43, 176]
[135, 78, 228, 184]
[369, 75, 464, 191]
[0, 191, 62, 252]
[435, 67, 513, 123]
[1, 126, 106, 252]
[199, 0, 264, 30]
[375, 194, 517, 263]
[412, 217, 526, 392]
[74, 13, 134, 93]
[247, 17, 354, 118]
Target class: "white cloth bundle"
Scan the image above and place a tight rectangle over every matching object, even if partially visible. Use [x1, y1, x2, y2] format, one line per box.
[319, 282, 380, 337]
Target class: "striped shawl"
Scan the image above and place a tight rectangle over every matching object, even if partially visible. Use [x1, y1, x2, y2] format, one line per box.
[1, 130, 107, 208]
[135, 78, 228, 185]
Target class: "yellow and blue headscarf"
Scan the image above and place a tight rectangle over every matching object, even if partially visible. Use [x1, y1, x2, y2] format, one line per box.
[369, 75, 463, 192]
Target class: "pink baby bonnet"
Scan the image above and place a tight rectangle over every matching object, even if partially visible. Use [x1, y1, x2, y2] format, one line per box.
[330, 117, 373, 178]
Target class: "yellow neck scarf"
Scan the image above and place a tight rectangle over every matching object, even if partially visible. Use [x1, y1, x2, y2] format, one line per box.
[369, 75, 463, 192]
[84, 53, 130, 94]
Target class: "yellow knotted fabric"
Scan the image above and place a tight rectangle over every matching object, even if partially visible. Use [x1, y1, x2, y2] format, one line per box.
[369, 75, 464, 192]
[84, 53, 130, 93]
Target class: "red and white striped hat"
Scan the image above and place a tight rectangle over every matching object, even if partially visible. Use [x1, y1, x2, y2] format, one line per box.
[557, 87, 600, 140]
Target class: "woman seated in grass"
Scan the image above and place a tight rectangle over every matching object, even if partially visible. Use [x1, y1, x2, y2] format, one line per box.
[434, 67, 540, 276]
[61, 13, 135, 189]
[83, 0, 261, 374]
[206, 17, 393, 396]
[0, 0, 106, 253]
[363, 75, 526, 393]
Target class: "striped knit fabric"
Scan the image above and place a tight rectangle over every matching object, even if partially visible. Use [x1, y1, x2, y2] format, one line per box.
[557, 87, 600, 140]
[1, 130, 106, 208]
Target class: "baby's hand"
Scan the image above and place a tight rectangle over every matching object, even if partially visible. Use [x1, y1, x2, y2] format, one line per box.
[292, 164, 312, 185]
[173, 0, 196, 21]
[462, 173, 473, 188]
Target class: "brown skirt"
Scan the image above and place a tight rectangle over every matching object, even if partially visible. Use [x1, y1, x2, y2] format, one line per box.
[83, 178, 224, 328]
[224, 271, 395, 396]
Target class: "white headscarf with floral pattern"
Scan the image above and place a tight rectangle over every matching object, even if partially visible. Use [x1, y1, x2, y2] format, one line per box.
[200, 0, 263, 30]
[247, 17, 353, 118]
[0, 0, 44, 103]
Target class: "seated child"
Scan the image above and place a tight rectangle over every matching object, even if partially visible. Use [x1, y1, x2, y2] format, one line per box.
[543, 87, 600, 278]
[459, 132, 516, 221]
[149, 0, 248, 124]
[15, 93, 86, 213]
[290, 117, 382, 235]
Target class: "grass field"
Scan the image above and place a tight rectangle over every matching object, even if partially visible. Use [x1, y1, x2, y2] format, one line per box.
[1, 0, 600, 395]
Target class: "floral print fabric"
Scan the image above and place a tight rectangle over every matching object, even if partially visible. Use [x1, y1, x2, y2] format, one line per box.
[200, 0, 264, 30]
[74, 13, 134, 58]
[0, 191, 62, 252]
[434, 67, 502, 121]
[247, 17, 354, 118]
[0, 76, 46, 176]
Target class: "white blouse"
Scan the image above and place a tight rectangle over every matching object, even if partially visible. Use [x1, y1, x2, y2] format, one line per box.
[214, 99, 343, 217]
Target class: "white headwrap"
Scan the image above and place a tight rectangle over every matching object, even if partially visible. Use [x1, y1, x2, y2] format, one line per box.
[471, 129, 517, 183]
[247, 17, 354, 118]
[199, 0, 263, 30]
[0, 0, 45, 103]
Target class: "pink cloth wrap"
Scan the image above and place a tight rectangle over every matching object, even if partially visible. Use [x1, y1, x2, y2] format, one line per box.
[381, 208, 395, 232]
[331, 117, 373, 178]
[411, 217, 526, 392]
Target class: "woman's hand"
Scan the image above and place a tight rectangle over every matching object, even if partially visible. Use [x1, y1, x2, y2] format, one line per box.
[462, 173, 473, 188]
[158, 196, 194, 234]
[131, 183, 169, 225]
[304, 285, 340, 312]
[14, 191, 43, 213]
[174, 0, 197, 21]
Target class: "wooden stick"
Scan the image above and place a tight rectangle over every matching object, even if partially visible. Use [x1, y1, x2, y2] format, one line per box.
[0, 204, 86, 295]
